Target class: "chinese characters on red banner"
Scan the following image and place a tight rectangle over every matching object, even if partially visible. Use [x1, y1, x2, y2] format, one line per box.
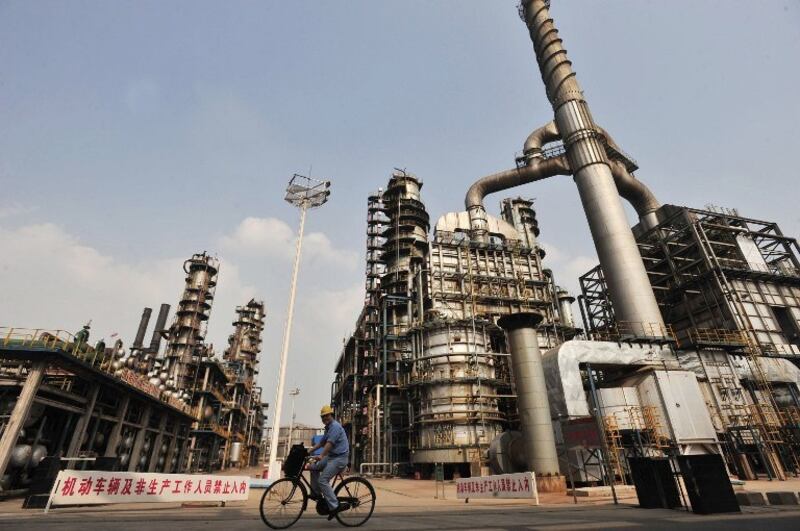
[50, 471, 250, 507]
[455, 472, 538, 503]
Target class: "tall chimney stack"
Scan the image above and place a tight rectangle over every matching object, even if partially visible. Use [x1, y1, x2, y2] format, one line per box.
[520, 0, 664, 333]
[149, 303, 170, 354]
[132, 307, 152, 350]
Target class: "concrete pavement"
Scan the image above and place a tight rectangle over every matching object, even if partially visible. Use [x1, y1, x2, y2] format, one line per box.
[1, 475, 800, 530]
[2, 502, 800, 531]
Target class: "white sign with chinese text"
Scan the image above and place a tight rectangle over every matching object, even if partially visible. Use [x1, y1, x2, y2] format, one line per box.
[47, 470, 250, 510]
[456, 472, 538, 504]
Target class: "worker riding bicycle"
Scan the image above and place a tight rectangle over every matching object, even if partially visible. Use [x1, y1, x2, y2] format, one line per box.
[308, 405, 350, 520]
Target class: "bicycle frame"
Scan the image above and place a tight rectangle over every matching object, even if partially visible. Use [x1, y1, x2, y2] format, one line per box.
[288, 457, 347, 503]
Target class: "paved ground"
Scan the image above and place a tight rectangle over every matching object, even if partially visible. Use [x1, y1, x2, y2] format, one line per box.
[1, 475, 800, 530]
[3, 503, 800, 531]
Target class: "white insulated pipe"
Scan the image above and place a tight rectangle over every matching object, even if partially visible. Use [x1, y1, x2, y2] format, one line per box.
[521, 0, 665, 332]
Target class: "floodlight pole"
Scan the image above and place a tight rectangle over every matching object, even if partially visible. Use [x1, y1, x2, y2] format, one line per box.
[268, 203, 307, 477]
[287, 387, 300, 453]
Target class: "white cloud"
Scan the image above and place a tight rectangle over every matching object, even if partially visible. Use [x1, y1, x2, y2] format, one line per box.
[219, 216, 359, 271]
[0, 222, 183, 338]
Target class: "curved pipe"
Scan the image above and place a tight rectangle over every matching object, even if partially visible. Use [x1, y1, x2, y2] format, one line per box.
[594, 125, 661, 220]
[466, 121, 570, 241]
[608, 160, 660, 229]
[465, 119, 661, 238]
[466, 156, 570, 241]
[523, 120, 561, 159]
[465, 155, 570, 211]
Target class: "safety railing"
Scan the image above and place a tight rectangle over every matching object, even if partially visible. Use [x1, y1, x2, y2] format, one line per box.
[1, 326, 193, 415]
[1, 327, 84, 354]
[688, 328, 748, 348]
[358, 462, 408, 477]
[590, 321, 676, 345]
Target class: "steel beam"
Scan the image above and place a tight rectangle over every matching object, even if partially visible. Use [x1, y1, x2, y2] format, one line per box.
[0, 360, 46, 481]
[65, 384, 100, 457]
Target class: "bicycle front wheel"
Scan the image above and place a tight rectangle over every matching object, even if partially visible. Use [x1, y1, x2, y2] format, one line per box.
[334, 476, 376, 527]
[259, 477, 307, 529]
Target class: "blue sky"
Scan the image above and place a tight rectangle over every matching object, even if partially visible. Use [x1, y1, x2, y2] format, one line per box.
[1, 0, 799, 424]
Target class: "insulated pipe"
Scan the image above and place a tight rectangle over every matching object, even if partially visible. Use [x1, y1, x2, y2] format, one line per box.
[466, 155, 570, 241]
[132, 307, 152, 350]
[521, 0, 665, 331]
[608, 160, 660, 231]
[594, 125, 661, 230]
[497, 312, 560, 475]
[467, 120, 661, 234]
[523, 120, 561, 159]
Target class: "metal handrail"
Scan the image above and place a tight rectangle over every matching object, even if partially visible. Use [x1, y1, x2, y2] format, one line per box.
[358, 462, 407, 476]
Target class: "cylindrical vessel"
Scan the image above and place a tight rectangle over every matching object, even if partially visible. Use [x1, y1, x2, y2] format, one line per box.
[556, 288, 576, 329]
[409, 321, 504, 464]
[498, 312, 559, 475]
[230, 442, 242, 464]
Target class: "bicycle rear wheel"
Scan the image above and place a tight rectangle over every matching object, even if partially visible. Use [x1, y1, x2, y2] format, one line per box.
[259, 477, 307, 529]
[334, 477, 376, 527]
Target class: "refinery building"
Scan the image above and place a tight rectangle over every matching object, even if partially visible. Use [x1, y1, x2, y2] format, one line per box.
[0, 253, 268, 496]
[1, 0, 799, 502]
[331, 0, 800, 492]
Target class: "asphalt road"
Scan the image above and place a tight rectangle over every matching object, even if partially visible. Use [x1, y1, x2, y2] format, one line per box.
[4, 504, 800, 531]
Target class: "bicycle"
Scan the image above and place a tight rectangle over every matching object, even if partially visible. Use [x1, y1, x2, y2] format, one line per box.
[259, 447, 376, 529]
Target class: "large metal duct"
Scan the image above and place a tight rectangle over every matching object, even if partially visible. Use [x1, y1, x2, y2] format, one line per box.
[497, 313, 559, 475]
[541, 340, 670, 419]
[520, 0, 664, 331]
[132, 307, 152, 350]
[149, 303, 170, 354]
[466, 119, 661, 238]
[595, 125, 661, 230]
[466, 123, 570, 242]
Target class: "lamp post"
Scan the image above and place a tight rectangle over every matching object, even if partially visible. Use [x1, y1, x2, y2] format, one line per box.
[286, 387, 300, 454]
[267, 174, 330, 478]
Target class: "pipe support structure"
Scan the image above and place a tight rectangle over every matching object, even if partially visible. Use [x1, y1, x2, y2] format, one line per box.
[0, 361, 47, 482]
[497, 313, 560, 476]
[522, 0, 665, 333]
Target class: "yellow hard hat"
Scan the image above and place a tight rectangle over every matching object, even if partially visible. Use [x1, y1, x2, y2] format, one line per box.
[320, 405, 334, 416]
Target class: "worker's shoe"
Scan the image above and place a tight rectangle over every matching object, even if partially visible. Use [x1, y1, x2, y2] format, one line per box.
[327, 501, 351, 520]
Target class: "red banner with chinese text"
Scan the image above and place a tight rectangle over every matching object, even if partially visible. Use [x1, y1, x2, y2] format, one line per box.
[455, 472, 538, 503]
[48, 470, 250, 507]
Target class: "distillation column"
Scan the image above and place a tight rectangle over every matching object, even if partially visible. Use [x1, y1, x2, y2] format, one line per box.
[379, 170, 430, 465]
[520, 0, 664, 334]
[164, 252, 219, 397]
